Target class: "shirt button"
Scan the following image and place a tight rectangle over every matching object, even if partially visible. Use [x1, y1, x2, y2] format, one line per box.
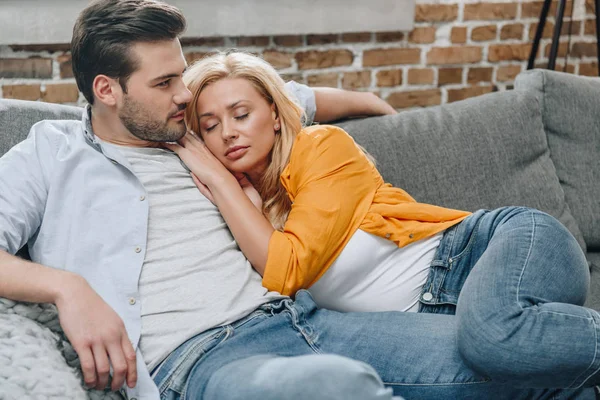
[135, 246, 142, 253]
[110, 159, 118, 164]
[385, 233, 391, 239]
[422, 292, 433, 301]
[139, 195, 146, 201]
[129, 297, 136, 305]
[409, 233, 414, 239]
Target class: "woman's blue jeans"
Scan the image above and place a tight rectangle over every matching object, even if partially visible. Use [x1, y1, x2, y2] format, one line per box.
[153, 207, 599, 400]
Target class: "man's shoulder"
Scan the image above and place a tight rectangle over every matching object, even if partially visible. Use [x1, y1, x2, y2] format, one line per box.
[27, 119, 86, 147]
[31, 118, 83, 134]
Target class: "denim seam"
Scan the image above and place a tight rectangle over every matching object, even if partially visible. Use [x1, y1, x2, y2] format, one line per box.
[181, 326, 234, 400]
[447, 218, 483, 266]
[569, 308, 600, 389]
[382, 378, 492, 386]
[285, 301, 321, 354]
[515, 210, 536, 311]
[232, 309, 270, 330]
[424, 217, 484, 307]
[157, 328, 227, 395]
[421, 227, 454, 306]
[430, 222, 458, 267]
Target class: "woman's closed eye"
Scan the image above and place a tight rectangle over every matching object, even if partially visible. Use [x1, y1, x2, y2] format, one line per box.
[205, 124, 218, 132]
[234, 113, 249, 120]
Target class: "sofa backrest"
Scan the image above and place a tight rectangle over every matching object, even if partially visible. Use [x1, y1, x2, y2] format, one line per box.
[336, 88, 586, 252]
[515, 70, 600, 252]
[0, 99, 82, 156]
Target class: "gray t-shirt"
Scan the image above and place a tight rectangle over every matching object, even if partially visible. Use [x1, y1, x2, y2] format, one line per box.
[104, 143, 284, 371]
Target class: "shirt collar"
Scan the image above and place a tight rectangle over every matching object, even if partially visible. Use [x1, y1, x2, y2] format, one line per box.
[81, 104, 99, 144]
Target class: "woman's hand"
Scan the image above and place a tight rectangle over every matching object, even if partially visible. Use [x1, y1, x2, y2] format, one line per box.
[189, 172, 263, 212]
[235, 173, 263, 211]
[163, 131, 232, 187]
[164, 132, 264, 211]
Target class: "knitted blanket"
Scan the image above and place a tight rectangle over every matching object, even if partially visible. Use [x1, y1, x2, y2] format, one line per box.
[0, 298, 124, 400]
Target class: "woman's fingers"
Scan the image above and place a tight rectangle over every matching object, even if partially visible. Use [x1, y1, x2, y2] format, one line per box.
[162, 142, 181, 153]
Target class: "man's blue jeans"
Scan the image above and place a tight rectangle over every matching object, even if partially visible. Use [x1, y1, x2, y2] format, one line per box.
[152, 207, 598, 399]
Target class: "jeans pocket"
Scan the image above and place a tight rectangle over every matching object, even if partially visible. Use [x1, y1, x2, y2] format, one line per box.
[419, 213, 487, 314]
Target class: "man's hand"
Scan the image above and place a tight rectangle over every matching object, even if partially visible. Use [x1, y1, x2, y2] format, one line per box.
[54, 275, 137, 391]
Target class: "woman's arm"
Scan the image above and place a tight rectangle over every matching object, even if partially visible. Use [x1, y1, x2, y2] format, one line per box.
[164, 134, 274, 273]
[262, 125, 380, 296]
[166, 127, 380, 293]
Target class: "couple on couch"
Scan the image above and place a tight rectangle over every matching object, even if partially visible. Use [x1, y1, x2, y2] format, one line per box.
[0, 1, 598, 399]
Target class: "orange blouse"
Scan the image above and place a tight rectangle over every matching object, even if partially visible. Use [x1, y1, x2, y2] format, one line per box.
[263, 125, 471, 296]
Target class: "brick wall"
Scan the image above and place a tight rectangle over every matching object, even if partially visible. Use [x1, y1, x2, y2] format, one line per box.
[0, 0, 597, 109]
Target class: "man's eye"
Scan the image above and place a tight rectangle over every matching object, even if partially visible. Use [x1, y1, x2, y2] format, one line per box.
[157, 80, 170, 88]
[234, 113, 249, 120]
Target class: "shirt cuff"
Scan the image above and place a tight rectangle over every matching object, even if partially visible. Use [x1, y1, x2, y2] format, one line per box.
[262, 231, 292, 295]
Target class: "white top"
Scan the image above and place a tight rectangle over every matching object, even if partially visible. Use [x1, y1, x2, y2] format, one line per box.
[309, 229, 441, 313]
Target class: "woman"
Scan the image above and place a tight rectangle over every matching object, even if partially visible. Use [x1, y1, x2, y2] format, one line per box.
[164, 51, 600, 391]
[166, 50, 593, 312]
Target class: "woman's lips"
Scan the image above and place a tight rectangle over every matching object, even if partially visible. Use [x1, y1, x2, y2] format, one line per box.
[225, 146, 249, 160]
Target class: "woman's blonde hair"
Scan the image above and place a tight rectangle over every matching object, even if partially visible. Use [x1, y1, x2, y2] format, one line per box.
[183, 51, 304, 230]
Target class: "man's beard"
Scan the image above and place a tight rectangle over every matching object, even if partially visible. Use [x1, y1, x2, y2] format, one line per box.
[119, 96, 187, 142]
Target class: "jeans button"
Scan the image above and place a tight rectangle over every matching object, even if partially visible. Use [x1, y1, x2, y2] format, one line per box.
[422, 292, 433, 301]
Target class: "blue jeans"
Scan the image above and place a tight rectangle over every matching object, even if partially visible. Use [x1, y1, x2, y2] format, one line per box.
[153, 207, 598, 400]
[420, 207, 599, 389]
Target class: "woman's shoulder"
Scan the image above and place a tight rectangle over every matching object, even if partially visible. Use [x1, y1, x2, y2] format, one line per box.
[296, 124, 354, 149]
[289, 124, 367, 173]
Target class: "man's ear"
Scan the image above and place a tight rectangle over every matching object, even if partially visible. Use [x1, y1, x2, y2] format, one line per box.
[92, 74, 121, 107]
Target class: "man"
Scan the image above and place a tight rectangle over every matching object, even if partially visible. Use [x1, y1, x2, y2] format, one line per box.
[0, 1, 595, 399]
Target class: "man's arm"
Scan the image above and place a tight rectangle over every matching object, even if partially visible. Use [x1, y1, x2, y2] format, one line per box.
[0, 251, 137, 391]
[284, 81, 396, 126]
[312, 88, 397, 123]
[0, 130, 136, 391]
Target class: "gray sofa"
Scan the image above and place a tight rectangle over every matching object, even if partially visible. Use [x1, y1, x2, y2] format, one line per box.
[0, 69, 598, 398]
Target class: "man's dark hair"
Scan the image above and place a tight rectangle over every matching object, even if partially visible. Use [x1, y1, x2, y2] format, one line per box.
[71, 0, 186, 104]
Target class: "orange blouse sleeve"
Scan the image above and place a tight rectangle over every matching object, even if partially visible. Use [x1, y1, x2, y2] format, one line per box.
[262, 125, 379, 296]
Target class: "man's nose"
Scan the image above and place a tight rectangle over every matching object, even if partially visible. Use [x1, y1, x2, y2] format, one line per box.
[176, 83, 193, 105]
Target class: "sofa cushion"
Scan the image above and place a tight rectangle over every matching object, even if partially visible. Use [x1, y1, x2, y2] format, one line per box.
[586, 252, 600, 310]
[0, 99, 82, 156]
[336, 89, 586, 251]
[515, 70, 600, 251]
